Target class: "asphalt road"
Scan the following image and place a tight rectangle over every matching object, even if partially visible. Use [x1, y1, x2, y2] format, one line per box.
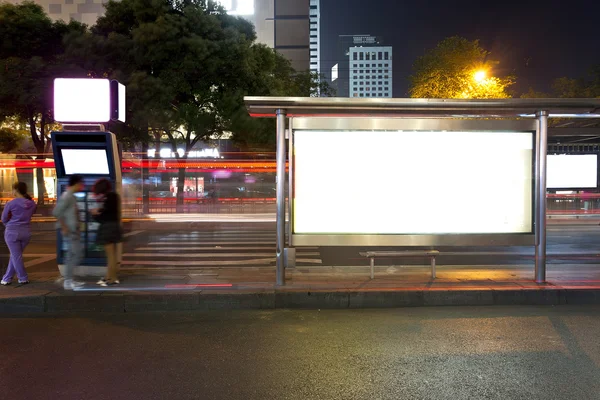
[1, 306, 600, 400]
[8, 223, 600, 274]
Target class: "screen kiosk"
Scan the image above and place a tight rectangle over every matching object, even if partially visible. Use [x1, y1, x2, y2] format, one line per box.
[51, 130, 122, 276]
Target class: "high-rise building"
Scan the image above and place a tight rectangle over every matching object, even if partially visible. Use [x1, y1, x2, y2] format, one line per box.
[333, 35, 391, 97]
[8, 0, 310, 71]
[348, 46, 392, 98]
[309, 0, 320, 79]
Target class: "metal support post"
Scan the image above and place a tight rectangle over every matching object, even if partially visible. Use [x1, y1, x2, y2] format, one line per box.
[535, 111, 549, 283]
[431, 256, 436, 279]
[370, 257, 374, 280]
[286, 117, 296, 268]
[275, 109, 287, 285]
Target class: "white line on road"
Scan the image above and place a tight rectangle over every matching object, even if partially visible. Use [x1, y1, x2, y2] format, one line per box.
[135, 246, 318, 251]
[147, 241, 276, 245]
[121, 258, 321, 266]
[123, 252, 320, 258]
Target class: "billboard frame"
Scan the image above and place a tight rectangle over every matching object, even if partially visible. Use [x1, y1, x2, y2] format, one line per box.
[289, 117, 537, 247]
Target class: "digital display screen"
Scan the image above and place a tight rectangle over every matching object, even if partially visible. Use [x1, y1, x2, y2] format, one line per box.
[60, 149, 110, 175]
[547, 154, 597, 189]
[293, 130, 534, 234]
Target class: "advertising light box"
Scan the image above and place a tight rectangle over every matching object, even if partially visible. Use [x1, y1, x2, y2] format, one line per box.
[547, 154, 597, 189]
[293, 130, 534, 235]
[60, 149, 110, 175]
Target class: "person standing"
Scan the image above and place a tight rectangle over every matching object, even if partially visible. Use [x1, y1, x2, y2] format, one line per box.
[91, 178, 122, 286]
[52, 175, 85, 290]
[1, 182, 36, 285]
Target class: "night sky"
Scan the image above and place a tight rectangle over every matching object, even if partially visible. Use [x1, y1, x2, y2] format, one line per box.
[320, 0, 600, 97]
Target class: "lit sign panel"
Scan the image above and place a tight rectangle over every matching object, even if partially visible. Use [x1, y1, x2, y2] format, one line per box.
[60, 149, 110, 175]
[54, 78, 110, 123]
[147, 148, 221, 159]
[54, 78, 126, 123]
[294, 130, 534, 234]
[547, 154, 597, 189]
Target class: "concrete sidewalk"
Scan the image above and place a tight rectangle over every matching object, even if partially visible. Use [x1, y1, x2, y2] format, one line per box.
[3, 264, 600, 312]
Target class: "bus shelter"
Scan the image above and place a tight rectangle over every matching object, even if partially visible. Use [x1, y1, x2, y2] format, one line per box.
[244, 97, 600, 285]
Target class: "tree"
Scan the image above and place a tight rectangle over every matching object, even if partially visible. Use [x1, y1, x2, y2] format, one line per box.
[0, 128, 26, 153]
[0, 2, 86, 204]
[408, 36, 514, 99]
[66, 0, 300, 207]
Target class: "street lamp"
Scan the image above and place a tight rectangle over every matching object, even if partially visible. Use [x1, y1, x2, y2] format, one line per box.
[474, 70, 486, 83]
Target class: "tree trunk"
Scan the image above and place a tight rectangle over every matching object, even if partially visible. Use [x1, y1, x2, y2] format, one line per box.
[176, 165, 186, 212]
[35, 158, 46, 206]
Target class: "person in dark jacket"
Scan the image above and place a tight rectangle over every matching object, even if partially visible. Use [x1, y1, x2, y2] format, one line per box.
[91, 178, 123, 286]
[1, 182, 36, 285]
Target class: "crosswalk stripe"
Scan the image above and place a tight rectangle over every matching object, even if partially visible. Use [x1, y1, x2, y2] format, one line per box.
[121, 258, 322, 266]
[135, 246, 318, 251]
[147, 241, 277, 245]
[123, 252, 320, 258]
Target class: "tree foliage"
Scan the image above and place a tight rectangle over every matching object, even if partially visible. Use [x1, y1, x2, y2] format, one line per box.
[0, 2, 86, 204]
[408, 36, 514, 99]
[521, 65, 600, 98]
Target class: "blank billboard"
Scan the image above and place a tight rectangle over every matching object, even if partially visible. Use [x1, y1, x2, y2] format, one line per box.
[547, 154, 597, 189]
[293, 130, 534, 234]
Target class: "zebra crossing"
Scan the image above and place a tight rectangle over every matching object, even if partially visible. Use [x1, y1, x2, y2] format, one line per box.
[121, 229, 322, 269]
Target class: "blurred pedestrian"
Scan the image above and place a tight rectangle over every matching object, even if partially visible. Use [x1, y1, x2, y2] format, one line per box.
[91, 178, 123, 286]
[53, 175, 86, 290]
[1, 182, 36, 285]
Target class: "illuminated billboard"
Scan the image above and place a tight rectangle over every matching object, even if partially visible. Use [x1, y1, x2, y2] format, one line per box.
[54, 78, 126, 123]
[547, 154, 597, 189]
[293, 129, 534, 235]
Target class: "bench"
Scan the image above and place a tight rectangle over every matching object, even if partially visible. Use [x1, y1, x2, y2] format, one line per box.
[359, 250, 440, 279]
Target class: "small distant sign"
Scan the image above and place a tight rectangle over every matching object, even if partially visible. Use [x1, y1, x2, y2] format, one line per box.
[54, 78, 126, 123]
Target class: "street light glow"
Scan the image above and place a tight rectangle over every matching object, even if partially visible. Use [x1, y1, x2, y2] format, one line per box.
[474, 70, 486, 83]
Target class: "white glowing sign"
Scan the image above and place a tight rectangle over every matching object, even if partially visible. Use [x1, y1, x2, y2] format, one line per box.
[294, 130, 534, 234]
[147, 148, 221, 159]
[60, 149, 110, 175]
[547, 154, 597, 188]
[331, 64, 338, 82]
[54, 78, 126, 123]
[54, 78, 111, 123]
[218, 0, 254, 15]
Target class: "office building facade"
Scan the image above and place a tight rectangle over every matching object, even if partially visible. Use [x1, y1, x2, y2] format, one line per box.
[333, 35, 389, 97]
[348, 46, 392, 98]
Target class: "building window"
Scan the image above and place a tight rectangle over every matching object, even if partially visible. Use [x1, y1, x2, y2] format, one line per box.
[353, 76, 357, 80]
[359, 52, 364, 60]
[359, 76, 364, 79]
[360, 82, 363, 85]
[384, 52, 389, 60]
[353, 53, 357, 60]
[366, 87, 370, 91]
[378, 75, 383, 79]
[385, 93, 389, 96]
[384, 75, 389, 78]
[353, 93, 358, 97]
[360, 64, 364, 67]
[359, 70, 363, 73]
[378, 52, 382, 60]
[360, 88, 364, 91]
[385, 64, 389, 67]
[385, 87, 389, 91]
[366, 53, 370, 60]
[360, 94, 364, 97]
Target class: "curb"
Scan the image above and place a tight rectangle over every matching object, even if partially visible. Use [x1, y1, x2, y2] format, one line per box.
[2, 288, 600, 313]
